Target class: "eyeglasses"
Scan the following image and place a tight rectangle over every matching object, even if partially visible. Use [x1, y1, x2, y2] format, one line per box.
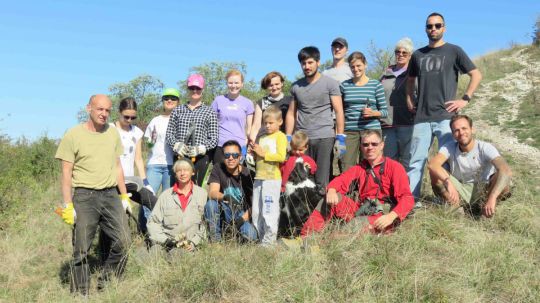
[224, 152, 240, 159]
[123, 115, 137, 121]
[188, 86, 202, 91]
[361, 142, 381, 147]
[426, 23, 444, 30]
[394, 50, 409, 56]
[162, 96, 179, 102]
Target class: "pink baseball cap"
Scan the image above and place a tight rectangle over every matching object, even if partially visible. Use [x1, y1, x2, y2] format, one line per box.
[187, 74, 205, 89]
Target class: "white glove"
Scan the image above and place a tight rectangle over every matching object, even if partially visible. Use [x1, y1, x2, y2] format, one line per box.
[187, 145, 206, 157]
[173, 142, 189, 157]
[143, 179, 155, 195]
[245, 154, 255, 166]
[120, 193, 133, 214]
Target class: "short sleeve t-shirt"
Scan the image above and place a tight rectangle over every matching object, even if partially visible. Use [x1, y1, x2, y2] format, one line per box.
[439, 140, 500, 183]
[322, 64, 353, 83]
[55, 124, 123, 189]
[291, 75, 341, 139]
[144, 115, 175, 166]
[408, 43, 476, 123]
[208, 163, 254, 209]
[211, 95, 254, 147]
[111, 123, 144, 177]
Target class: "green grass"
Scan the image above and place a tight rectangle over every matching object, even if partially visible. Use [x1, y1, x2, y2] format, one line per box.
[1, 45, 540, 302]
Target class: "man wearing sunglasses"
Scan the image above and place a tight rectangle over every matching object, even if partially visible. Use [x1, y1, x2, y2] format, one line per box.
[301, 130, 414, 236]
[204, 140, 258, 242]
[406, 12, 482, 205]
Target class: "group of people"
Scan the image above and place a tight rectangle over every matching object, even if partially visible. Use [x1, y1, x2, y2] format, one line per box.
[55, 12, 513, 295]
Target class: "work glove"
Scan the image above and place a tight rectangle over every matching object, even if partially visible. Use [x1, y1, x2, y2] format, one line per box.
[223, 187, 243, 206]
[120, 193, 133, 215]
[187, 145, 206, 157]
[143, 179, 155, 195]
[334, 134, 347, 159]
[245, 154, 255, 166]
[286, 135, 292, 153]
[173, 142, 189, 157]
[60, 202, 76, 225]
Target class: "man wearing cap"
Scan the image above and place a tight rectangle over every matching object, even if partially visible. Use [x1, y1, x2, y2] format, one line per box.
[323, 37, 353, 177]
[166, 74, 218, 186]
[55, 94, 131, 295]
[323, 37, 353, 83]
[406, 12, 482, 205]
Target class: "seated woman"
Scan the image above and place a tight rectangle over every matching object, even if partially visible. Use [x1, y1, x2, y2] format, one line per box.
[147, 159, 207, 253]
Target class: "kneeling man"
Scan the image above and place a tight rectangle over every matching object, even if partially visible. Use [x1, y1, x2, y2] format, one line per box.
[428, 114, 512, 217]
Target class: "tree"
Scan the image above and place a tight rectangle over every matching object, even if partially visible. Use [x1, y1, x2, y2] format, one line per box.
[77, 74, 164, 129]
[177, 61, 265, 104]
[533, 15, 540, 47]
[366, 40, 393, 79]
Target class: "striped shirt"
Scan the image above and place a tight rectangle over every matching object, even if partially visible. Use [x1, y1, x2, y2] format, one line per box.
[340, 79, 387, 131]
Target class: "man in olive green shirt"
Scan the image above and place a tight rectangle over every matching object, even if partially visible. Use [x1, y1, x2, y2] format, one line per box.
[55, 94, 131, 295]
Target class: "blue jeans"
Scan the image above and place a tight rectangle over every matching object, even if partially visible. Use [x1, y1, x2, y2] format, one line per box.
[383, 126, 414, 170]
[204, 199, 258, 242]
[146, 164, 174, 193]
[407, 120, 453, 198]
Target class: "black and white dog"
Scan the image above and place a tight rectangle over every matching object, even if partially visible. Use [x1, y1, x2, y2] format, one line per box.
[279, 157, 325, 237]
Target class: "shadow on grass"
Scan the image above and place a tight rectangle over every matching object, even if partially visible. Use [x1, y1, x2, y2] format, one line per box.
[58, 251, 103, 285]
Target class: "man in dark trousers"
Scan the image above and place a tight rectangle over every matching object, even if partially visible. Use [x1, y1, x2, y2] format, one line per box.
[56, 94, 132, 295]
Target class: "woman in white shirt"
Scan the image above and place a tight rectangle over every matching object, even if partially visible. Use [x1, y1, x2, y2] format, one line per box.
[145, 88, 179, 193]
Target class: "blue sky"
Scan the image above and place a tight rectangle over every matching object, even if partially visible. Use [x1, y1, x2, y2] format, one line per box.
[1, 0, 538, 140]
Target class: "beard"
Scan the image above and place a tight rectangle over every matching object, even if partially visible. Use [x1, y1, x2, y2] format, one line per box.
[303, 69, 317, 78]
[428, 31, 443, 42]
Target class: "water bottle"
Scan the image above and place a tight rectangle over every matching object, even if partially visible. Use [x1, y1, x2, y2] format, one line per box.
[264, 196, 272, 214]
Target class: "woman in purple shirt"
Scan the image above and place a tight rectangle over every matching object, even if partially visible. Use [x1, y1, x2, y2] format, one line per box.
[211, 69, 254, 164]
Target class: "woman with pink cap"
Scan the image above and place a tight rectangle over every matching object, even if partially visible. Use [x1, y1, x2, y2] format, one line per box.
[165, 74, 218, 186]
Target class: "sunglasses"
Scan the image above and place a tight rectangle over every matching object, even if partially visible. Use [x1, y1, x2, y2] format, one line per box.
[426, 23, 444, 30]
[188, 86, 202, 91]
[123, 115, 137, 121]
[361, 142, 381, 147]
[162, 96, 179, 102]
[224, 152, 240, 159]
[394, 50, 409, 56]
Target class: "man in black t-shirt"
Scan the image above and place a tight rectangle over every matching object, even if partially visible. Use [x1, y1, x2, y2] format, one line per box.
[406, 12, 482, 204]
[204, 140, 258, 242]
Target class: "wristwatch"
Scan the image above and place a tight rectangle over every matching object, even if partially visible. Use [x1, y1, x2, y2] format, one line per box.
[462, 94, 471, 102]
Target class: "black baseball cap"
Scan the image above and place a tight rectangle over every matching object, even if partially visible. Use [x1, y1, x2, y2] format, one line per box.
[331, 37, 348, 48]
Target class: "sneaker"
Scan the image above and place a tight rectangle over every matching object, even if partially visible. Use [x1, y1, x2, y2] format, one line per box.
[414, 201, 423, 209]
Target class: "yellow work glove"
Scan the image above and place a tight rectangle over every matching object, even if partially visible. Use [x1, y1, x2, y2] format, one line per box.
[61, 202, 76, 225]
[120, 193, 133, 214]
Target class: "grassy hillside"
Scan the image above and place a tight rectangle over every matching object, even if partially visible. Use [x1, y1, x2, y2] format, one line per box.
[1, 46, 539, 303]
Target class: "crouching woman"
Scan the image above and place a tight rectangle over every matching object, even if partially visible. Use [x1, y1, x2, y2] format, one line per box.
[147, 159, 207, 253]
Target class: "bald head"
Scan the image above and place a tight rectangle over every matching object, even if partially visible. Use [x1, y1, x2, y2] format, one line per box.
[89, 94, 112, 106]
[86, 94, 112, 130]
